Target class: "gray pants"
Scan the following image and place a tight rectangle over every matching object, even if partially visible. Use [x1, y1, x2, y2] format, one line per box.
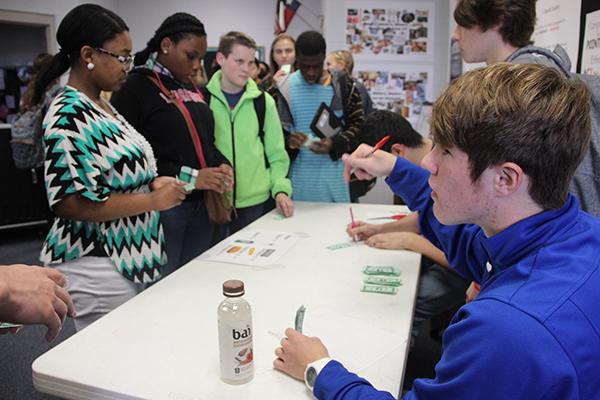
[411, 263, 470, 341]
[55, 257, 144, 331]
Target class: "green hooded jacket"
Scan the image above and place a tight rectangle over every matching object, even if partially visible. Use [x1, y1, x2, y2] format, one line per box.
[206, 71, 292, 208]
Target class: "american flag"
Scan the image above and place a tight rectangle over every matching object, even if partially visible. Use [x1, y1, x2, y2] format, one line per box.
[275, 0, 301, 34]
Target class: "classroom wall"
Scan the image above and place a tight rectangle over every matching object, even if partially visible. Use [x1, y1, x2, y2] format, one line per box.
[0, 0, 118, 55]
[118, 0, 321, 56]
[0, 0, 321, 59]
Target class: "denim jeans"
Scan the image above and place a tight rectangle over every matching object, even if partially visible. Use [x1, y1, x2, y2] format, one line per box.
[411, 262, 470, 342]
[159, 199, 225, 279]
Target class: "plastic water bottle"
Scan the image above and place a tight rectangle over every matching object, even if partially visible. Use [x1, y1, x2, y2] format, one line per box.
[218, 280, 254, 384]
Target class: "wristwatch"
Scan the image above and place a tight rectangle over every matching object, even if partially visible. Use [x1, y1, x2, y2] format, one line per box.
[304, 358, 332, 391]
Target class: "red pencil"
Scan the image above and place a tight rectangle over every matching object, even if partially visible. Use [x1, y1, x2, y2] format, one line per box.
[369, 135, 391, 156]
[348, 135, 392, 178]
[349, 206, 358, 241]
[349, 206, 357, 228]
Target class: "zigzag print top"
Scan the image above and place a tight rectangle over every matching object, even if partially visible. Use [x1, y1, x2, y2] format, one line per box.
[40, 86, 166, 283]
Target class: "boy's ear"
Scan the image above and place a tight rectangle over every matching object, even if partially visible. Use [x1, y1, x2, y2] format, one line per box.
[495, 162, 525, 196]
[390, 143, 405, 157]
[215, 52, 226, 66]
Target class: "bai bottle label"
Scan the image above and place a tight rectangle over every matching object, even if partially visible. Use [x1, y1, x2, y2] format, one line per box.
[218, 321, 254, 381]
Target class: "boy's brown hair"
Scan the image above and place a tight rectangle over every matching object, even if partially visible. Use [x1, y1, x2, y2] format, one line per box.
[454, 0, 536, 48]
[431, 62, 591, 210]
[218, 31, 256, 57]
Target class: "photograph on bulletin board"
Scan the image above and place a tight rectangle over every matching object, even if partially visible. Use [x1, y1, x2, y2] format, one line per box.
[345, 0, 435, 60]
[356, 65, 433, 129]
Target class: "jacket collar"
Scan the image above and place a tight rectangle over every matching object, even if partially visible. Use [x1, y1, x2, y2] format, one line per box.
[479, 195, 580, 277]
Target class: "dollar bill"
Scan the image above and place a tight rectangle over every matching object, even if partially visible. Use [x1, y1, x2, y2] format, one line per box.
[362, 265, 401, 276]
[177, 166, 197, 192]
[0, 322, 23, 329]
[363, 276, 403, 287]
[361, 284, 398, 295]
[326, 242, 352, 250]
[295, 305, 306, 333]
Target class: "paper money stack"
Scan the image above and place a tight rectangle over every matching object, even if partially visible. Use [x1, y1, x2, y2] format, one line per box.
[361, 266, 403, 295]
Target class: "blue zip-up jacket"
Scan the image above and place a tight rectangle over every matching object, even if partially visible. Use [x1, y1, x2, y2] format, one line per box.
[314, 157, 600, 400]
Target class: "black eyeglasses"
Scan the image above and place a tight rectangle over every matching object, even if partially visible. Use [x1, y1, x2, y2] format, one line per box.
[95, 47, 134, 69]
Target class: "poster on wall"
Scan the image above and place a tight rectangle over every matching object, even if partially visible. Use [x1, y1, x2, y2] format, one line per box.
[356, 65, 433, 126]
[582, 9, 600, 75]
[345, 1, 435, 60]
[532, 0, 582, 70]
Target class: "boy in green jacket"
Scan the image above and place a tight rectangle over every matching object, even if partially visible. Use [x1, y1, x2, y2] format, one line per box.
[207, 31, 294, 233]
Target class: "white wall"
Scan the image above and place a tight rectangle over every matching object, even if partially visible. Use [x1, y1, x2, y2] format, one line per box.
[0, 0, 117, 53]
[116, 0, 322, 59]
[0, 0, 322, 60]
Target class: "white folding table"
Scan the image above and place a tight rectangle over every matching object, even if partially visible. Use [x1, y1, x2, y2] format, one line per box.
[33, 201, 421, 400]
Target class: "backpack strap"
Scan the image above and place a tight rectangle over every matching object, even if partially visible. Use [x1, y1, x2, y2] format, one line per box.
[253, 92, 266, 143]
[252, 91, 270, 169]
[202, 88, 212, 105]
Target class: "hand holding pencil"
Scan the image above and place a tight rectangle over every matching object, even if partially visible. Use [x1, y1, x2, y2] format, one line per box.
[342, 140, 398, 183]
[349, 207, 358, 242]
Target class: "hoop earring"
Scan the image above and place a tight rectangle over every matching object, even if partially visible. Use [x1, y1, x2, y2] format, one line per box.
[87, 62, 95, 71]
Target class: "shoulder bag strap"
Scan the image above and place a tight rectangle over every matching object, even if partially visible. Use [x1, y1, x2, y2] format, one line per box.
[147, 71, 208, 169]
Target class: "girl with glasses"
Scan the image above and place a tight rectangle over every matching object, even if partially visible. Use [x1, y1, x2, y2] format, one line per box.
[32, 3, 186, 331]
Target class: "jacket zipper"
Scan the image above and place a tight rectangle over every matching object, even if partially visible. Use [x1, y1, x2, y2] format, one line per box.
[230, 114, 237, 208]
[211, 93, 238, 208]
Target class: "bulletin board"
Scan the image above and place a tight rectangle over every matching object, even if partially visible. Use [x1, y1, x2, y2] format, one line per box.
[345, 0, 435, 61]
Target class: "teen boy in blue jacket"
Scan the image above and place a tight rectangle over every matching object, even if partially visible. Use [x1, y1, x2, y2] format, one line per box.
[273, 63, 600, 399]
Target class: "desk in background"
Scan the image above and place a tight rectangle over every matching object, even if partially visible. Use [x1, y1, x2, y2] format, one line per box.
[33, 202, 420, 400]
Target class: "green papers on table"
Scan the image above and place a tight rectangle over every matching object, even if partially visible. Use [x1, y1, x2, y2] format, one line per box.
[362, 265, 401, 276]
[363, 276, 402, 287]
[361, 284, 398, 295]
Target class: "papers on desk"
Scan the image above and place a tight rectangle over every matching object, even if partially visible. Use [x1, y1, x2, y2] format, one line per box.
[296, 308, 402, 373]
[202, 229, 299, 266]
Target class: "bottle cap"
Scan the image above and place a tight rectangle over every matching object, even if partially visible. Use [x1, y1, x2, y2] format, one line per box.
[223, 280, 245, 297]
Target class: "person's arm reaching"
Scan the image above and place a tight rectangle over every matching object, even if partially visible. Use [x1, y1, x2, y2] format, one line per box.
[273, 328, 396, 400]
[347, 212, 420, 241]
[263, 93, 294, 217]
[0, 264, 75, 341]
[365, 232, 450, 268]
[53, 177, 186, 223]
